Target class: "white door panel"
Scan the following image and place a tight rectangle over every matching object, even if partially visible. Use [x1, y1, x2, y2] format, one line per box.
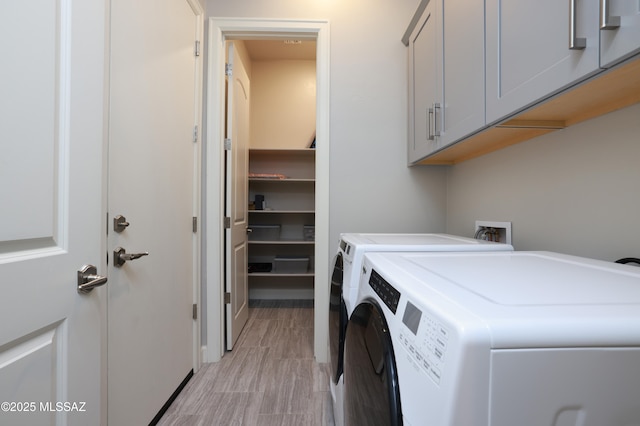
[0, 1, 107, 425]
[225, 42, 250, 350]
[108, 0, 199, 424]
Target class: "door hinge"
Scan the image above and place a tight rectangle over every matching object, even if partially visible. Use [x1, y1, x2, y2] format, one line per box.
[192, 303, 198, 319]
[224, 292, 231, 304]
[224, 217, 231, 229]
[192, 125, 198, 143]
[194, 40, 201, 57]
[192, 217, 198, 233]
[225, 63, 232, 77]
[224, 138, 231, 150]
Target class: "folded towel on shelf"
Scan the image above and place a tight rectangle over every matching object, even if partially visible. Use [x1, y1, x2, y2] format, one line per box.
[248, 172, 287, 179]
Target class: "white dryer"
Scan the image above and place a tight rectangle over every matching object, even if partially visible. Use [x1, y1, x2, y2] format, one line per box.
[344, 251, 640, 425]
[329, 233, 513, 426]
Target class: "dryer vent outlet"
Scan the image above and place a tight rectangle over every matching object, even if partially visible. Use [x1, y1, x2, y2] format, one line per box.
[474, 221, 512, 245]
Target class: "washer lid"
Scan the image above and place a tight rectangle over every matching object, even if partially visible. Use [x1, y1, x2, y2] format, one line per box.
[403, 251, 640, 306]
[365, 251, 640, 348]
[339, 233, 513, 251]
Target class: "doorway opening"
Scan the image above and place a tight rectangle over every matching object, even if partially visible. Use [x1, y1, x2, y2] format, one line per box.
[205, 18, 330, 363]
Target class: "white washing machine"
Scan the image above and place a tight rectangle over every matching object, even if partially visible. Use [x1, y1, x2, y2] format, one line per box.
[329, 233, 513, 426]
[344, 250, 640, 425]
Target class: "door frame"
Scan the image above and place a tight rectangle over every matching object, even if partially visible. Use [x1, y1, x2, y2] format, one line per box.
[205, 18, 330, 362]
[189, 0, 205, 374]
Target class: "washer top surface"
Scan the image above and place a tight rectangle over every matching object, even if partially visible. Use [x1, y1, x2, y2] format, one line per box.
[339, 233, 513, 253]
[364, 251, 640, 347]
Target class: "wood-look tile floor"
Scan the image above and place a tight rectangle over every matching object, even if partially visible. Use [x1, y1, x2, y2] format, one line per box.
[158, 300, 335, 426]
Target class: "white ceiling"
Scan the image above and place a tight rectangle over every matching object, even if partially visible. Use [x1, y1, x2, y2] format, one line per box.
[244, 39, 317, 61]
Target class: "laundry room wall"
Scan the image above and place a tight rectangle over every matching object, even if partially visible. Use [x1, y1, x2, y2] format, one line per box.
[206, 0, 447, 248]
[445, 103, 640, 262]
[250, 59, 316, 149]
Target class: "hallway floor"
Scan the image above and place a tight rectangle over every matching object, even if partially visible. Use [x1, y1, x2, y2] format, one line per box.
[158, 300, 335, 426]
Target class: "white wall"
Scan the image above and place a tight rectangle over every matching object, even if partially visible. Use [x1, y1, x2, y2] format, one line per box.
[207, 0, 447, 250]
[250, 60, 316, 149]
[446, 103, 640, 262]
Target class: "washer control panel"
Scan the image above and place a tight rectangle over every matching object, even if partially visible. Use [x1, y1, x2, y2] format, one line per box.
[368, 268, 401, 314]
[399, 300, 450, 385]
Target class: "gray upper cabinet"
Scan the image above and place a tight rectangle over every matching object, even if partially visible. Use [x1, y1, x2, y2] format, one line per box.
[406, 0, 485, 165]
[405, 0, 640, 165]
[440, 0, 485, 147]
[485, 0, 601, 124]
[408, 0, 440, 164]
[600, 1, 640, 68]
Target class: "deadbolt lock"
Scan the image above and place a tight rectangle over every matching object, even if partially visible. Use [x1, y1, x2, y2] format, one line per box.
[113, 215, 130, 233]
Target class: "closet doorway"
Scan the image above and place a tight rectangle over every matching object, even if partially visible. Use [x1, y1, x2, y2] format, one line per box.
[206, 19, 330, 363]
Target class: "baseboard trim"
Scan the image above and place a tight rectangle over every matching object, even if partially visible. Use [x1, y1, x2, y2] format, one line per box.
[148, 369, 194, 425]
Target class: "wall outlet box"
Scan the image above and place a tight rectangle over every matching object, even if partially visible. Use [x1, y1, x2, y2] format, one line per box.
[475, 221, 512, 245]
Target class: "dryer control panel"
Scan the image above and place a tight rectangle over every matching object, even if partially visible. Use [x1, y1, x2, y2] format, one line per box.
[399, 300, 450, 386]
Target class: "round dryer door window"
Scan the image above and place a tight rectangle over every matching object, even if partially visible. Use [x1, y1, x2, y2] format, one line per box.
[344, 301, 402, 426]
[329, 252, 347, 384]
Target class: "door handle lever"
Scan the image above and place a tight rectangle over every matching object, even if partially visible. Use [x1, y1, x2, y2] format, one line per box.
[114, 247, 149, 267]
[78, 264, 108, 294]
[121, 252, 149, 261]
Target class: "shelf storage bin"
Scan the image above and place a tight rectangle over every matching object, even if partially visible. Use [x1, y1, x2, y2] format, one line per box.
[273, 256, 309, 273]
[249, 225, 281, 241]
[303, 225, 315, 241]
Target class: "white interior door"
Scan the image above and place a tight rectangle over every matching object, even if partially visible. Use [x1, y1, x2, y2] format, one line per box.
[0, 2, 107, 425]
[108, 0, 200, 424]
[225, 42, 250, 350]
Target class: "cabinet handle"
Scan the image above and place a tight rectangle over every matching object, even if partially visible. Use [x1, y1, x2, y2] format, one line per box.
[427, 103, 440, 141]
[569, 0, 586, 49]
[600, 0, 620, 30]
[433, 103, 441, 137]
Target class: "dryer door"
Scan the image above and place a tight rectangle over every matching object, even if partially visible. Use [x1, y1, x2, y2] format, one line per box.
[344, 301, 402, 426]
[329, 252, 347, 383]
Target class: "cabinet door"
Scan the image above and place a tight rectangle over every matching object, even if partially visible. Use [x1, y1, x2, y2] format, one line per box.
[409, 0, 441, 164]
[486, 0, 601, 124]
[440, 0, 485, 146]
[600, 0, 640, 68]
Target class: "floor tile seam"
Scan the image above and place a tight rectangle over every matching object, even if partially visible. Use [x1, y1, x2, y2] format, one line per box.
[256, 398, 327, 417]
[192, 391, 265, 420]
